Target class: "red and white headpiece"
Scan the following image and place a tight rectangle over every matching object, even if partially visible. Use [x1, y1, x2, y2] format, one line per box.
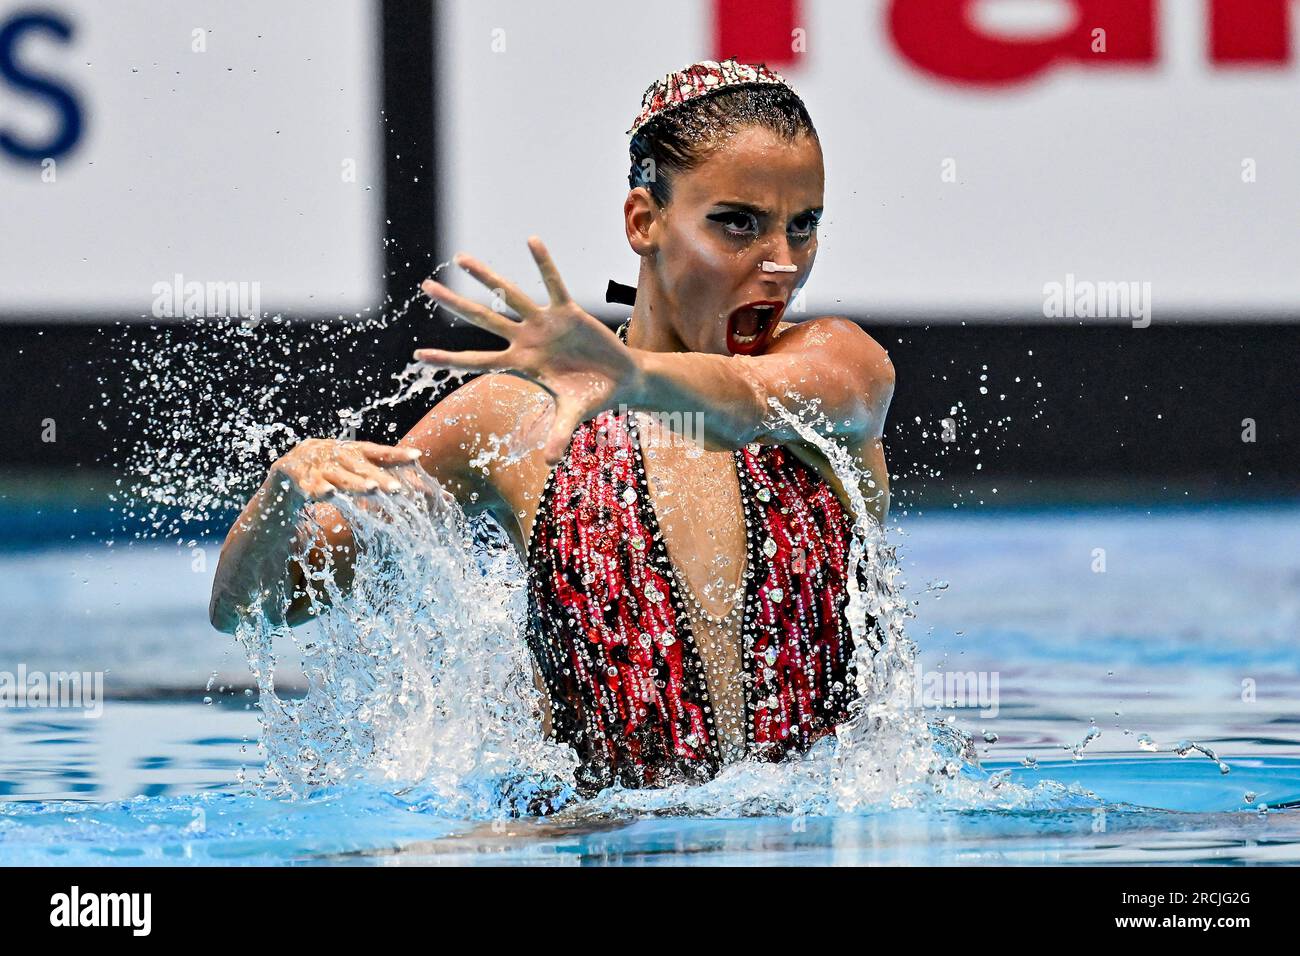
[627, 58, 795, 136]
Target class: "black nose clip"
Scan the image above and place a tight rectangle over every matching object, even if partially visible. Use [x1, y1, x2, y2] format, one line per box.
[605, 280, 637, 307]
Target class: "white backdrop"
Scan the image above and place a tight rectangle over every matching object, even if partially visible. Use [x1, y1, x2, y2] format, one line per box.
[435, 0, 1300, 321]
[0, 0, 381, 319]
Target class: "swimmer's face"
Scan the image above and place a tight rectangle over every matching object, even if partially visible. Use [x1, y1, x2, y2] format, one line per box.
[627, 125, 824, 355]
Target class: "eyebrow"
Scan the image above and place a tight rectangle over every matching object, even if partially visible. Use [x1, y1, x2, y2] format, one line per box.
[712, 201, 824, 219]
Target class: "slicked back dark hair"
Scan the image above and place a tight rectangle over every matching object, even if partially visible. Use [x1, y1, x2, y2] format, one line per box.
[628, 84, 818, 207]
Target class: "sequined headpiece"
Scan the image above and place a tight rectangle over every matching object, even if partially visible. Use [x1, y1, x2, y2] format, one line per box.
[627, 58, 795, 136]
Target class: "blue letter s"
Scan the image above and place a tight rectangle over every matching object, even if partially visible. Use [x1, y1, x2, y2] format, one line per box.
[1, 11, 83, 162]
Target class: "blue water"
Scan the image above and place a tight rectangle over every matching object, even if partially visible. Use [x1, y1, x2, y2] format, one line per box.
[2, 505, 1298, 865]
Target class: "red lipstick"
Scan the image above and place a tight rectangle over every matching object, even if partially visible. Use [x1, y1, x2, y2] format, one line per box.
[726, 300, 784, 355]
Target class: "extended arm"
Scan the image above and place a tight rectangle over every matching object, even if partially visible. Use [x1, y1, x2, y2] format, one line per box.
[414, 241, 894, 523]
[626, 316, 894, 454]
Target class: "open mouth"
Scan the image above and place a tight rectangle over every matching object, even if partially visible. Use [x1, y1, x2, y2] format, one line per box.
[726, 300, 784, 354]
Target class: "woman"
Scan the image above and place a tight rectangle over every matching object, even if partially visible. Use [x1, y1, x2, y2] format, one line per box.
[210, 59, 895, 797]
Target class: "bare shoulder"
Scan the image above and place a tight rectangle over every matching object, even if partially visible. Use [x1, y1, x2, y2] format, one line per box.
[768, 319, 894, 521]
[432, 370, 551, 424]
[405, 371, 553, 446]
[402, 372, 554, 521]
[771, 317, 894, 385]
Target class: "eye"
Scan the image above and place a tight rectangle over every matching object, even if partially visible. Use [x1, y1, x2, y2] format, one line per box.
[789, 212, 821, 241]
[708, 210, 758, 237]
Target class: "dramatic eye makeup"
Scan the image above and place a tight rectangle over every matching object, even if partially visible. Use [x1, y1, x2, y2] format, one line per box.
[706, 203, 823, 242]
[706, 208, 759, 237]
[789, 208, 822, 242]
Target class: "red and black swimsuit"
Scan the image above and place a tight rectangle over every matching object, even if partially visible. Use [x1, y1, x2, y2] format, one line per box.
[525, 346, 871, 796]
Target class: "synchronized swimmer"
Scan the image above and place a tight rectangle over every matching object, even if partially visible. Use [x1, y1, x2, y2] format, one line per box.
[210, 59, 895, 795]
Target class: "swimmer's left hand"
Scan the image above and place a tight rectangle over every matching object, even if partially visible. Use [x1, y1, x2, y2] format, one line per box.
[415, 237, 640, 466]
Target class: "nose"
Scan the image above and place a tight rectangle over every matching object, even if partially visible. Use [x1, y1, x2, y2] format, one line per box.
[759, 233, 797, 272]
[755, 235, 800, 299]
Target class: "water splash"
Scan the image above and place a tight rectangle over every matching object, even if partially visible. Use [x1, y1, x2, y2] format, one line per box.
[99, 266, 461, 541]
[223, 408, 1095, 818]
[234, 463, 577, 819]
[1174, 739, 1232, 775]
[745, 399, 995, 810]
[106, 287, 1096, 817]
[1068, 725, 1103, 760]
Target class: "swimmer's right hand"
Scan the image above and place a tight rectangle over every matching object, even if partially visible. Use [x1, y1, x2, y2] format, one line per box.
[268, 438, 424, 500]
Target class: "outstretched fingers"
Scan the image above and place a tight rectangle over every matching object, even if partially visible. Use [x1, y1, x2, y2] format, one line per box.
[421, 279, 518, 340]
[413, 346, 517, 373]
[527, 236, 572, 307]
[453, 253, 540, 318]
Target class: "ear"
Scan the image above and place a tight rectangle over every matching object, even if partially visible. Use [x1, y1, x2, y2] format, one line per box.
[624, 187, 660, 257]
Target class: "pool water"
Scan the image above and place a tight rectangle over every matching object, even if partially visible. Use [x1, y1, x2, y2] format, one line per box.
[2, 505, 1298, 865]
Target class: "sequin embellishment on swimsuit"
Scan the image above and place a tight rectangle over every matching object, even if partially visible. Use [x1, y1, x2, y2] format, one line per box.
[524, 328, 872, 795]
